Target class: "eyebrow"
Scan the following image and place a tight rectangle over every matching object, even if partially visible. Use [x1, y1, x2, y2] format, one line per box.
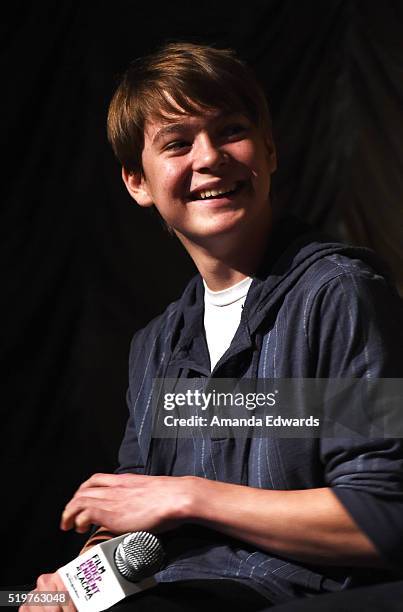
[152, 123, 188, 147]
[152, 123, 184, 145]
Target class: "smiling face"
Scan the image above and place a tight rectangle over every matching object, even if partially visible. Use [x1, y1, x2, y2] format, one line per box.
[123, 108, 277, 253]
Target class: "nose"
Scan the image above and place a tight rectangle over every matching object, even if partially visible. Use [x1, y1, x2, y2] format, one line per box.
[191, 133, 227, 173]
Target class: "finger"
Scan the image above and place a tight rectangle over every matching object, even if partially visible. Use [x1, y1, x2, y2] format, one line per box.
[60, 503, 81, 531]
[20, 574, 76, 612]
[74, 507, 114, 533]
[80, 472, 149, 490]
[63, 474, 117, 505]
[61, 500, 110, 532]
[61, 489, 122, 530]
[67, 486, 123, 504]
[60, 497, 94, 531]
[61, 483, 128, 522]
[74, 510, 94, 534]
[78, 473, 124, 490]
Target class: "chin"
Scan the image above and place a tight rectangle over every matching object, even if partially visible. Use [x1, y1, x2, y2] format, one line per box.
[180, 220, 248, 248]
[199, 215, 246, 236]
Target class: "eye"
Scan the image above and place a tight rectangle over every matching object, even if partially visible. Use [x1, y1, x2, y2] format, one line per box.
[220, 122, 248, 139]
[164, 140, 191, 152]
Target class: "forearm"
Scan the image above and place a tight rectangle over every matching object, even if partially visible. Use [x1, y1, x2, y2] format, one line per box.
[59, 472, 385, 567]
[184, 478, 384, 567]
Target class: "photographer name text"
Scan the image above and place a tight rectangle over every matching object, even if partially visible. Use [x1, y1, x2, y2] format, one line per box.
[163, 415, 320, 428]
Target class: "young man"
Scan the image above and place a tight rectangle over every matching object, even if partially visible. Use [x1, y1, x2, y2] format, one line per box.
[25, 43, 403, 610]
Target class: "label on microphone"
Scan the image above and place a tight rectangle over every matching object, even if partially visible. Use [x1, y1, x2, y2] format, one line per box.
[58, 534, 157, 612]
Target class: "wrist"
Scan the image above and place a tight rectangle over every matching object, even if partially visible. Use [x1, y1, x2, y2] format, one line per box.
[174, 476, 204, 523]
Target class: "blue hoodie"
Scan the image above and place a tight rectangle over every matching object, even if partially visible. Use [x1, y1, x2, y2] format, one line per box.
[117, 216, 403, 604]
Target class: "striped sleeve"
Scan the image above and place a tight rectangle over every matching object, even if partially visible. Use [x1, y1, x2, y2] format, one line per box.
[309, 271, 403, 565]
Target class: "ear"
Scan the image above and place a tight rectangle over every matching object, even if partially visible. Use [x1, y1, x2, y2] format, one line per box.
[265, 135, 277, 173]
[121, 167, 154, 207]
[268, 146, 277, 173]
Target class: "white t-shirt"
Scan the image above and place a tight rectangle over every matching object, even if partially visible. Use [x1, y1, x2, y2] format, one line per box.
[203, 276, 253, 370]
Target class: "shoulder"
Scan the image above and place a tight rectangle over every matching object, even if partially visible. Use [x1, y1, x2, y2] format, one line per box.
[131, 300, 179, 345]
[127, 273, 201, 369]
[304, 251, 403, 377]
[305, 249, 401, 316]
[127, 300, 179, 368]
[283, 238, 400, 319]
[300, 244, 393, 292]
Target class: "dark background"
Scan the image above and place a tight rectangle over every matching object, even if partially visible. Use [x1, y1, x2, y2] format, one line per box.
[2, 0, 403, 585]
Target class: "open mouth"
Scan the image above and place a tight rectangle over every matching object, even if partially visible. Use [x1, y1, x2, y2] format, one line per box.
[188, 181, 245, 202]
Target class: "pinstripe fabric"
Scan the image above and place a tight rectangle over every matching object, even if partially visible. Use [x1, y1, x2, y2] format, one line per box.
[116, 218, 403, 604]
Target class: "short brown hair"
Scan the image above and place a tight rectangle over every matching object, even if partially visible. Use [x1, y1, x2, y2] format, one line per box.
[107, 42, 272, 174]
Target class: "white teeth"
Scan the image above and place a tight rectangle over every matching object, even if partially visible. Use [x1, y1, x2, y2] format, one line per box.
[198, 184, 237, 199]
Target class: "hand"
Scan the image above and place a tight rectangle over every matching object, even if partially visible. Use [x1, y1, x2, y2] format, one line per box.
[19, 571, 76, 612]
[60, 473, 195, 535]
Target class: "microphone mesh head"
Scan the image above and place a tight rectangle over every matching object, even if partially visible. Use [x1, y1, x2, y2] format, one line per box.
[114, 532, 165, 582]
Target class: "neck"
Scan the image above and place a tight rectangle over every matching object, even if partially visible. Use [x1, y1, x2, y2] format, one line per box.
[176, 210, 273, 291]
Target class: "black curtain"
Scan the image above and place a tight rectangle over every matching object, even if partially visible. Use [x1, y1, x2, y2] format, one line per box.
[2, 0, 403, 585]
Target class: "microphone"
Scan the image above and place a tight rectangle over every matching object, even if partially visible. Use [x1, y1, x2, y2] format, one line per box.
[58, 531, 165, 612]
[114, 532, 164, 581]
